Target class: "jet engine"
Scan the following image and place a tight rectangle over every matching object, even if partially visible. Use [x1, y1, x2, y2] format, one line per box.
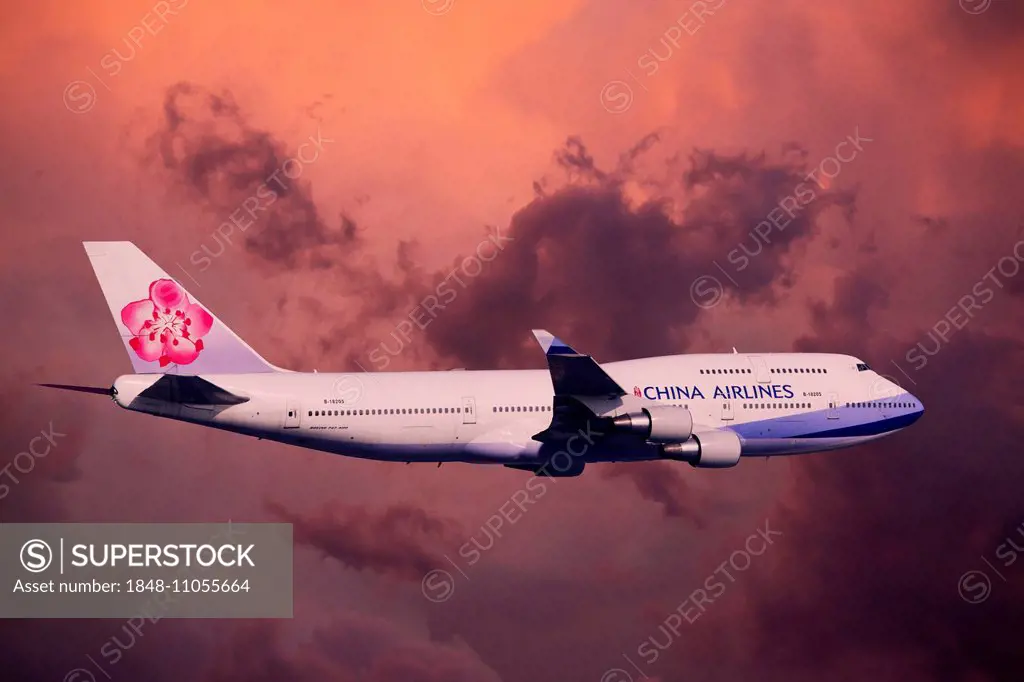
[660, 429, 742, 468]
[610, 405, 693, 443]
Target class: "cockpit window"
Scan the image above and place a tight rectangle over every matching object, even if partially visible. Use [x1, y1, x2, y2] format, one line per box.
[856, 363, 871, 371]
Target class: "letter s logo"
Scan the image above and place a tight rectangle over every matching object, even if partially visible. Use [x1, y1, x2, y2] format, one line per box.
[20, 539, 52, 573]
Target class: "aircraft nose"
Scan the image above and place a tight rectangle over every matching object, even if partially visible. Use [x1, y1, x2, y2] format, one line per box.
[907, 393, 924, 423]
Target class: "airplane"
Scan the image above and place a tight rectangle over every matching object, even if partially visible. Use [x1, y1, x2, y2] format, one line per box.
[40, 242, 925, 477]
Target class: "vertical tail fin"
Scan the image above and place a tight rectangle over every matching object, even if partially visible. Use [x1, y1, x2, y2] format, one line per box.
[84, 242, 283, 374]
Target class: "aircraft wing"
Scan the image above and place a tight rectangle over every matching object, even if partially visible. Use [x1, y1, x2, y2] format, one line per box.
[531, 329, 625, 443]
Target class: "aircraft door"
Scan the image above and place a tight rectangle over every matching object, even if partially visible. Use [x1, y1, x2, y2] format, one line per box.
[721, 401, 734, 421]
[284, 400, 301, 428]
[461, 397, 477, 424]
[826, 393, 839, 420]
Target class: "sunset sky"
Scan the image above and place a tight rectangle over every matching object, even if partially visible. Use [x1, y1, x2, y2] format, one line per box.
[2, 1, 1023, 680]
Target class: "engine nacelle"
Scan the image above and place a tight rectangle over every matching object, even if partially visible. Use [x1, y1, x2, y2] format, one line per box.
[661, 430, 742, 468]
[611, 405, 693, 443]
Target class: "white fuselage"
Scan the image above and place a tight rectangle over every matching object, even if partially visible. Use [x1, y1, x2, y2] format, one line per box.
[111, 352, 923, 467]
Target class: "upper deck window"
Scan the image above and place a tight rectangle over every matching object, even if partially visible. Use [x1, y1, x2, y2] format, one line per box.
[856, 363, 871, 372]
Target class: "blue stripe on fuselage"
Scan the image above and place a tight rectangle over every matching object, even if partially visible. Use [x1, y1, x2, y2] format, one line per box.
[729, 402, 923, 440]
[792, 410, 923, 438]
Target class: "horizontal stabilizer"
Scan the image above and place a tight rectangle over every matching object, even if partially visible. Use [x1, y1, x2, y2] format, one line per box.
[136, 375, 250, 406]
[37, 383, 113, 396]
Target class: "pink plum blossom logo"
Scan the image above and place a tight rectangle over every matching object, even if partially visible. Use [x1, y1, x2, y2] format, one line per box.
[120, 279, 213, 367]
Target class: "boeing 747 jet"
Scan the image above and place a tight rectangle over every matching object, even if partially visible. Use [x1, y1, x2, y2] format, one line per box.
[42, 242, 924, 477]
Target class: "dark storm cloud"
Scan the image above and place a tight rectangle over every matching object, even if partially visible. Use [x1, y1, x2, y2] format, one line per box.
[797, 270, 891, 353]
[148, 82, 359, 270]
[142, 88, 857, 380]
[267, 500, 464, 580]
[145, 81, 439, 371]
[419, 136, 858, 369]
[600, 462, 706, 525]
